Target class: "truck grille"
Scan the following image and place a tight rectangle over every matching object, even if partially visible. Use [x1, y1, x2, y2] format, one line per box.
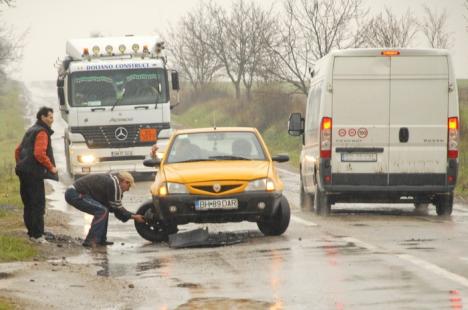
[70, 123, 170, 149]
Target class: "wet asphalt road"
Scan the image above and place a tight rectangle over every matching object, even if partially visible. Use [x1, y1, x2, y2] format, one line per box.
[26, 82, 468, 309]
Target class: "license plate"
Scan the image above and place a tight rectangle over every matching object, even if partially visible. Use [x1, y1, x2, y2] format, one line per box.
[341, 153, 377, 162]
[140, 128, 157, 142]
[195, 199, 239, 211]
[111, 150, 133, 157]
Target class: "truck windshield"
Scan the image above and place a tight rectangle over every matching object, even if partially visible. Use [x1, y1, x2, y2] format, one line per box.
[69, 68, 168, 107]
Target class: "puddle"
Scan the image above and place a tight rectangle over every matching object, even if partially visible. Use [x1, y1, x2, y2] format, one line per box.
[175, 298, 276, 310]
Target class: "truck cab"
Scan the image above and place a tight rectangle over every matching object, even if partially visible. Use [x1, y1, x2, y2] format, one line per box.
[57, 36, 179, 178]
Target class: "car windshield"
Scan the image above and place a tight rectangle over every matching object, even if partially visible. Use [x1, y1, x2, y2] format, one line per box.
[166, 131, 267, 163]
[69, 68, 168, 107]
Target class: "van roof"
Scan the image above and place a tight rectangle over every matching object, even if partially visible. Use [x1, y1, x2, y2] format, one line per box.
[329, 48, 450, 57]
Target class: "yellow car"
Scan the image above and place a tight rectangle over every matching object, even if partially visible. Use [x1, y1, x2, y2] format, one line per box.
[134, 127, 291, 242]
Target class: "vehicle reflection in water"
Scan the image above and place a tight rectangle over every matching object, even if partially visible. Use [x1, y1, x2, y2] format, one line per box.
[269, 249, 285, 310]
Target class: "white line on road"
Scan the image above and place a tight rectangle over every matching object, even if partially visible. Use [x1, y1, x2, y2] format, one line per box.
[343, 236, 468, 288]
[277, 167, 299, 177]
[398, 254, 468, 288]
[291, 215, 317, 226]
[341, 237, 380, 252]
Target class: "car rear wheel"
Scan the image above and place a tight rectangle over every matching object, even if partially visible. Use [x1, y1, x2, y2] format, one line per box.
[134, 201, 177, 242]
[314, 184, 330, 216]
[300, 178, 314, 212]
[435, 193, 453, 216]
[257, 196, 291, 236]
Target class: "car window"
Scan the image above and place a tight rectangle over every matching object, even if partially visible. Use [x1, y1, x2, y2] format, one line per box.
[166, 132, 266, 163]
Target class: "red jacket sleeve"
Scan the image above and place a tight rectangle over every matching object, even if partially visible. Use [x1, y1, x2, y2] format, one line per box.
[15, 144, 21, 163]
[33, 131, 54, 172]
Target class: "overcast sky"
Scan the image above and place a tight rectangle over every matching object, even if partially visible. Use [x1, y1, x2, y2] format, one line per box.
[2, 0, 468, 81]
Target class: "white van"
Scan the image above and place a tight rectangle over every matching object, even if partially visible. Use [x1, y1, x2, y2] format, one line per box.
[288, 48, 459, 216]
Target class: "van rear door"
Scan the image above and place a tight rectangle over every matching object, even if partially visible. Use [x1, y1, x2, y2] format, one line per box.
[331, 56, 390, 186]
[388, 56, 448, 185]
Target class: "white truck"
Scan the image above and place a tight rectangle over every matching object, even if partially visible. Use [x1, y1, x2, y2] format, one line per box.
[57, 36, 179, 178]
[288, 48, 459, 216]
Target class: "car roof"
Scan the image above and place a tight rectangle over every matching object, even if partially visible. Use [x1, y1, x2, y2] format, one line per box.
[174, 127, 258, 135]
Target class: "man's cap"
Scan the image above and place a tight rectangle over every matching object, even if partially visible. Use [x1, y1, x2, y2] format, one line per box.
[117, 171, 135, 187]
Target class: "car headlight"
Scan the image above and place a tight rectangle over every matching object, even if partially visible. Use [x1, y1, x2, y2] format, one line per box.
[245, 178, 275, 192]
[165, 182, 188, 194]
[77, 154, 96, 164]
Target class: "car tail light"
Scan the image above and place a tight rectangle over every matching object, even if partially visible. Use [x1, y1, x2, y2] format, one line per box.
[320, 117, 332, 158]
[448, 117, 459, 159]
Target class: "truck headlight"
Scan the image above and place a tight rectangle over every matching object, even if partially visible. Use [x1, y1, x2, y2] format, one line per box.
[245, 178, 275, 192]
[166, 182, 188, 194]
[78, 154, 96, 164]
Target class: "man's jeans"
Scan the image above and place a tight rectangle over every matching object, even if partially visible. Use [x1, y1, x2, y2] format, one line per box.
[65, 187, 109, 244]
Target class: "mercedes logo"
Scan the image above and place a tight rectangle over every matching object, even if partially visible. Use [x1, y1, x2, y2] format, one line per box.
[213, 184, 221, 193]
[114, 127, 128, 141]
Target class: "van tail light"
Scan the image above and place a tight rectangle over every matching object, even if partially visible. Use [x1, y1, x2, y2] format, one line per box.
[448, 117, 459, 159]
[320, 117, 332, 158]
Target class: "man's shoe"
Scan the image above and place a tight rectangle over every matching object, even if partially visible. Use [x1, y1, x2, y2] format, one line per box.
[99, 241, 114, 246]
[82, 241, 96, 248]
[30, 236, 48, 244]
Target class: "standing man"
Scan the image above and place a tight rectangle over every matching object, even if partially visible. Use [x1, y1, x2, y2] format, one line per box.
[15, 106, 58, 244]
[64, 172, 145, 247]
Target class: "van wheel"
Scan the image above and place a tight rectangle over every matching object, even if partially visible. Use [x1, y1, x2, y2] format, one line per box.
[257, 197, 291, 236]
[314, 185, 330, 216]
[134, 202, 176, 242]
[435, 193, 453, 216]
[300, 179, 314, 212]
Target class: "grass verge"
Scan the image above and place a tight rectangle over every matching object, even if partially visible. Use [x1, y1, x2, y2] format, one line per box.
[0, 80, 37, 262]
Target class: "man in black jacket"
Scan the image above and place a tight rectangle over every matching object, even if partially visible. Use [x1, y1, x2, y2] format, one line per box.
[64, 172, 145, 247]
[15, 106, 58, 244]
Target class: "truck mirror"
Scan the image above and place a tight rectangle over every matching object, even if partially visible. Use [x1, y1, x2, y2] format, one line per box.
[57, 87, 65, 106]
[288, 113, 304, 136]
[57, 78, 64, 87]
[171, 71, 180, 90]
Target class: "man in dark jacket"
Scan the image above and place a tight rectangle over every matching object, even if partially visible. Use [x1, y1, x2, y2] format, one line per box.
[64, 172, 145, 247]
[15, 106, 58, 244]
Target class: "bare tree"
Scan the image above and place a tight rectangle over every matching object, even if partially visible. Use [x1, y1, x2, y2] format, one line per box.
[262, 0, 368, 95]
[239, 2, 276, 101]
[199, 0, 274, 101]
[166, 6, 222, 96]
[420, 6, 452, 48]
[363, 7, 418, 48]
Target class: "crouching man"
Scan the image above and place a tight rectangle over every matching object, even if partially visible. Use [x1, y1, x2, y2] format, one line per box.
[65, 172, 145, 247]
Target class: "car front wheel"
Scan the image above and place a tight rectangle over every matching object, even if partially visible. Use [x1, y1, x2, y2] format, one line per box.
[257, 196, 291, 236]
[134, 201, 177, 242]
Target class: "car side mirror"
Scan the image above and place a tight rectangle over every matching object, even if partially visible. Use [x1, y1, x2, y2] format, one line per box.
[272, 154, 289, 163]
[143, 158, 161, 167]
[288, 112, 304, 136]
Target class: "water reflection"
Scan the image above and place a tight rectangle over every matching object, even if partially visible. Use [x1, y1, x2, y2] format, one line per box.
[269, 249, 285, 310]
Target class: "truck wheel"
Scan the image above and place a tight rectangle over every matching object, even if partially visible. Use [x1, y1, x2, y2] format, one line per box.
[300, 177, 314, 212]
[435, 193, 453, 216]
[134, 201, 175, 242]
[314, 185, 330, 216]
[257, 196, 291, 236]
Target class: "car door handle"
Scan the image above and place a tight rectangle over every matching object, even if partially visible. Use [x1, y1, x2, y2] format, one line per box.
[399, 128, 409, 143]
[91, 107, 106, 112]
[134, 106, 149, 110]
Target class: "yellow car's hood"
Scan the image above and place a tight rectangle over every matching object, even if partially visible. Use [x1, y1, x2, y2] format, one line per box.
[163, 161, 270, 183]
